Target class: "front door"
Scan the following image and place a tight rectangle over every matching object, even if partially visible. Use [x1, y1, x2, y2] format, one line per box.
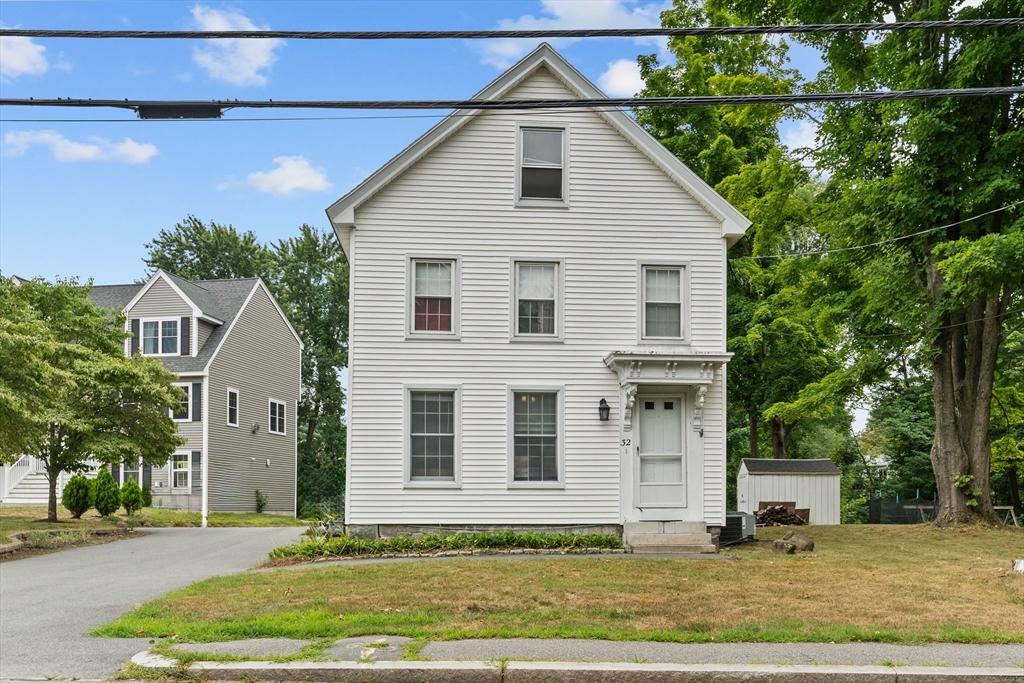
[637, 396, 685, 507]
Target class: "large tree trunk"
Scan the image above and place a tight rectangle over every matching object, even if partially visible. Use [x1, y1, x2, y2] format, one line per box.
[769, 417, 793, 459]
[928, 260, 1004, 526]
[747, 404, 759, 459]
[1007, 468, 1022, 516]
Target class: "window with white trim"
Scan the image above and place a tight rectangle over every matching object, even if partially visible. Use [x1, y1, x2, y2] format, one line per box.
[411, 260, 455, 333]
[512, 391, 559, 482]
[172, 383, 190, 421]
[171, 452, 190, 489]
[642, 266, 684, 339]
[142, 319, 178, 355]
[515, 262, 558, 336]
[227, 388, 239, 427]
[122, 459, 140, 485]
[409, 390, 456, 480]
[269, 399, 286, 435]
[520, 127, 564, 201]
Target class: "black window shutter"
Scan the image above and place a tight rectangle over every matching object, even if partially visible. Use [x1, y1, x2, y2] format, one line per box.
[142, 463, 152, 490]
[130, 319, 140, 355]
[110, 463, 120, 483]
[180, 316, 191, 355]
[191, 451, 202, 493]
[192, 382, 202, 421]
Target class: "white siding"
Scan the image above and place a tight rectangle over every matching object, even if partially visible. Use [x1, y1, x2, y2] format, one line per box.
[348, 67, 728, 526]
[739, 469, 841, 525]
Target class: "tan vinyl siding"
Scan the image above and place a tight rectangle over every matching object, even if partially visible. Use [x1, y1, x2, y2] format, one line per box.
[197, 320, 216, 351]
[347, 67, 728, 526]
[129, 277, 192, 319]
[207, 285, 300, 514]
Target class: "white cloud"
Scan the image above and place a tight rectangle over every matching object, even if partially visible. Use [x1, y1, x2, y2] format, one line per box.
[479, 0, 671, 69]
[246, 156, 330, 196]
[782, 119, 818, 153]
[190, 5, 283, 86]
[3, 130, 158, 164]
[0, 32, 48, 80]
[598, 58, 644, 97]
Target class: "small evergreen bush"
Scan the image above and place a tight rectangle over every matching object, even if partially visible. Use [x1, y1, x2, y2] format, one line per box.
[121, 478, 144, 517]
[61, 474, 94, 519]
[93, 468, 122, 516]
[141, 485, 153, 508]
[255, 489, 269, 513]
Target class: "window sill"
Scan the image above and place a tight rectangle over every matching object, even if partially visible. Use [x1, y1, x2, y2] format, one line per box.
[268, 431, 287, 437]
[405, 333, 461, 341]
[514, 198, 569, 210]
[507, 482, 565, 490]
[637, 338, 690, 345]
[404, 480, 462, 489]
[509, 336, 564, 343]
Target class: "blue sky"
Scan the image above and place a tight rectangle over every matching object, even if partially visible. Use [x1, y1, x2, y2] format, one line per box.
[1, 0, 823, 285]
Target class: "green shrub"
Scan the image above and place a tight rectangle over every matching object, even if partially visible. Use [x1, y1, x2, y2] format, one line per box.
[270, 531, 623, 560]
[141, 485, 153, 508]
[61, 474, 94, 519]
[255, 489, 269, 513]
[93, 468, 122, 516]
[26, 530, 52, 548]
[121, 478, 144, 517]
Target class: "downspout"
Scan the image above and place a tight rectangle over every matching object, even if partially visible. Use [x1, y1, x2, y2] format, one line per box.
[202, 375, 209, 527]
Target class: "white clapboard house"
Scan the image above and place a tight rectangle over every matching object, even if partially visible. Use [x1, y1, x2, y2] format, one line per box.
[326, 44, 751, 552]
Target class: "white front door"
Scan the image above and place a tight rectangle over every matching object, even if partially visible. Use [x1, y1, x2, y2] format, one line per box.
[637, 395, 685, 507]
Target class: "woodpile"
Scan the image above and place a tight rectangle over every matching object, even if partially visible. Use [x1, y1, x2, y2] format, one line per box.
[755, 505, 806, 526]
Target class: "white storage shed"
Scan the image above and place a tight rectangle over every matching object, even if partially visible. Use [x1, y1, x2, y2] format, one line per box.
[737, 459, 841, 525]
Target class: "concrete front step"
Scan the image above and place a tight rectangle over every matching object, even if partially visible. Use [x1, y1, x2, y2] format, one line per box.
[631, 544, 719, 554]
[625, 533, 713, 546]
[624, 521, 707, 535]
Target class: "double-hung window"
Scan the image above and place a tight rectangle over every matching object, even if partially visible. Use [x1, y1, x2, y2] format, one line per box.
[642, 266, 685, 340]
[519, 127, 565, 202]
[172, 383, 191, 421]
[171, 452, 190, 489]
[511, 391, 560, 483]
[514, 262, 559, 337]
[226, 388, 239, 427]
[142, 319, 178, 355]
[411, 259, 456, 334]
[269, 399, 286, 435]
[409, 390, 457, 481]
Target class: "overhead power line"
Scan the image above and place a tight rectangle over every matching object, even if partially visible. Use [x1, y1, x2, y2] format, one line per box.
[730, 200, 1024, 261]
[2, 87, 1021, 119]
[3, 19, 1023, 40]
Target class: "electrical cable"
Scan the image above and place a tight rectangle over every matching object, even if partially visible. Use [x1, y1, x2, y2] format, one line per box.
[3, 19, 1023, 40]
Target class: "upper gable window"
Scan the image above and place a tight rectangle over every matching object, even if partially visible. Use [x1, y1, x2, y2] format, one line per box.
[143, 319, 179, 355]
[642, 266, 685, 340]
[519, 127, 566, 203]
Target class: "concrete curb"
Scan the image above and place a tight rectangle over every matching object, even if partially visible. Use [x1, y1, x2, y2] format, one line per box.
[130, 652, 1024, 682]
[0, 527, 128, 555]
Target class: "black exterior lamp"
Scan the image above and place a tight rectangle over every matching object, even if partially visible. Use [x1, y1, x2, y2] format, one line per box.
[598, 398, 611, 421]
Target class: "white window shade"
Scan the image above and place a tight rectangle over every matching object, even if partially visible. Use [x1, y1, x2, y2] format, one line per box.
[523, 129, 562, 166]
[518, 264, 555, 299]
[414, 261, 452, 296]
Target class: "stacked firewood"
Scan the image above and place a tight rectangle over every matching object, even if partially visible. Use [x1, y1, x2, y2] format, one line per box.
[755, 505, 806, 526]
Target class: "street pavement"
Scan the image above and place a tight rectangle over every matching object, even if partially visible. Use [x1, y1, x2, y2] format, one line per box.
[0, 526, 303, 679]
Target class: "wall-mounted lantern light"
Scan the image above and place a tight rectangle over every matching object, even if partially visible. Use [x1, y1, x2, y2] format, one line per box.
[598, 398, 610, 421]
[251, 422, 260, 434]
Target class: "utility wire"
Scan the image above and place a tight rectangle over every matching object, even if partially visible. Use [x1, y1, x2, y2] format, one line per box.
[2, 87, 1021, 115]
[3, 19, 1023, 40]
[730, 200, 1024, 261]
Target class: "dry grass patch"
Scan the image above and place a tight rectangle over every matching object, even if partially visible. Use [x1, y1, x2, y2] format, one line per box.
[0, 505, 117, 543]
[95, 524, 1024, 644]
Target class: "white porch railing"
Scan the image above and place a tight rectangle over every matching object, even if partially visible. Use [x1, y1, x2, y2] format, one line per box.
[2, 455, 34, 499]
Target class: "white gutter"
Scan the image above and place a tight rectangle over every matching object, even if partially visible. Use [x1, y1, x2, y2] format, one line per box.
[201, 375, 210, 527]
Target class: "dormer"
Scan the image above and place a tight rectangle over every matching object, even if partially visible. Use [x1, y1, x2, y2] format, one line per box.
[122, 270, 224, 359]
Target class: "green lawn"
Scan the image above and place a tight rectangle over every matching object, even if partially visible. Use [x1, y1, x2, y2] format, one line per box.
[0, 505, 305, 543]
[95, 524, 1024, 646]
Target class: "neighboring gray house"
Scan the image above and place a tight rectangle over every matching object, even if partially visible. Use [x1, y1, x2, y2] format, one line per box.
[91, 270, 303, 518]
[326, 45, 751, 552]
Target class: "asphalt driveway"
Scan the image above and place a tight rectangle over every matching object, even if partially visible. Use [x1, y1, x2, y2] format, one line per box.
[0, 526, 303, 679]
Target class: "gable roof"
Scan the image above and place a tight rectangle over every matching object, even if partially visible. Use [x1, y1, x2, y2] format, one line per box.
[325, 43, 751, 257]
[740, 458, 840, 475]
[88, 283, 143, 310]
[123, 270, 226, 325]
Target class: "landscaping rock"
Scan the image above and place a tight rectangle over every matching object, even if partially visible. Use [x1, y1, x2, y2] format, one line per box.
[169, 638, 312, 658]
[771, 539, 796, 554]
[325, 635, 414, 661]
[1012, 559, 1024, 574]
[782, 530, 815, 552]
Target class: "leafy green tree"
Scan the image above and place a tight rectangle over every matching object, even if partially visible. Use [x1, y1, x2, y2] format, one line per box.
[142, 218, 349, 515]
[60, 474, 94, 519]
[637, 0, 844, 459]
[751, 0, 1024, 523]
[120, 478, 144, 517]
[93, 468, 121, 517]
[991, 330, 1024, 512]
[143, 215, 275, 281]
[274, 225, 349, 515]
[7, 279, 185, 521]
